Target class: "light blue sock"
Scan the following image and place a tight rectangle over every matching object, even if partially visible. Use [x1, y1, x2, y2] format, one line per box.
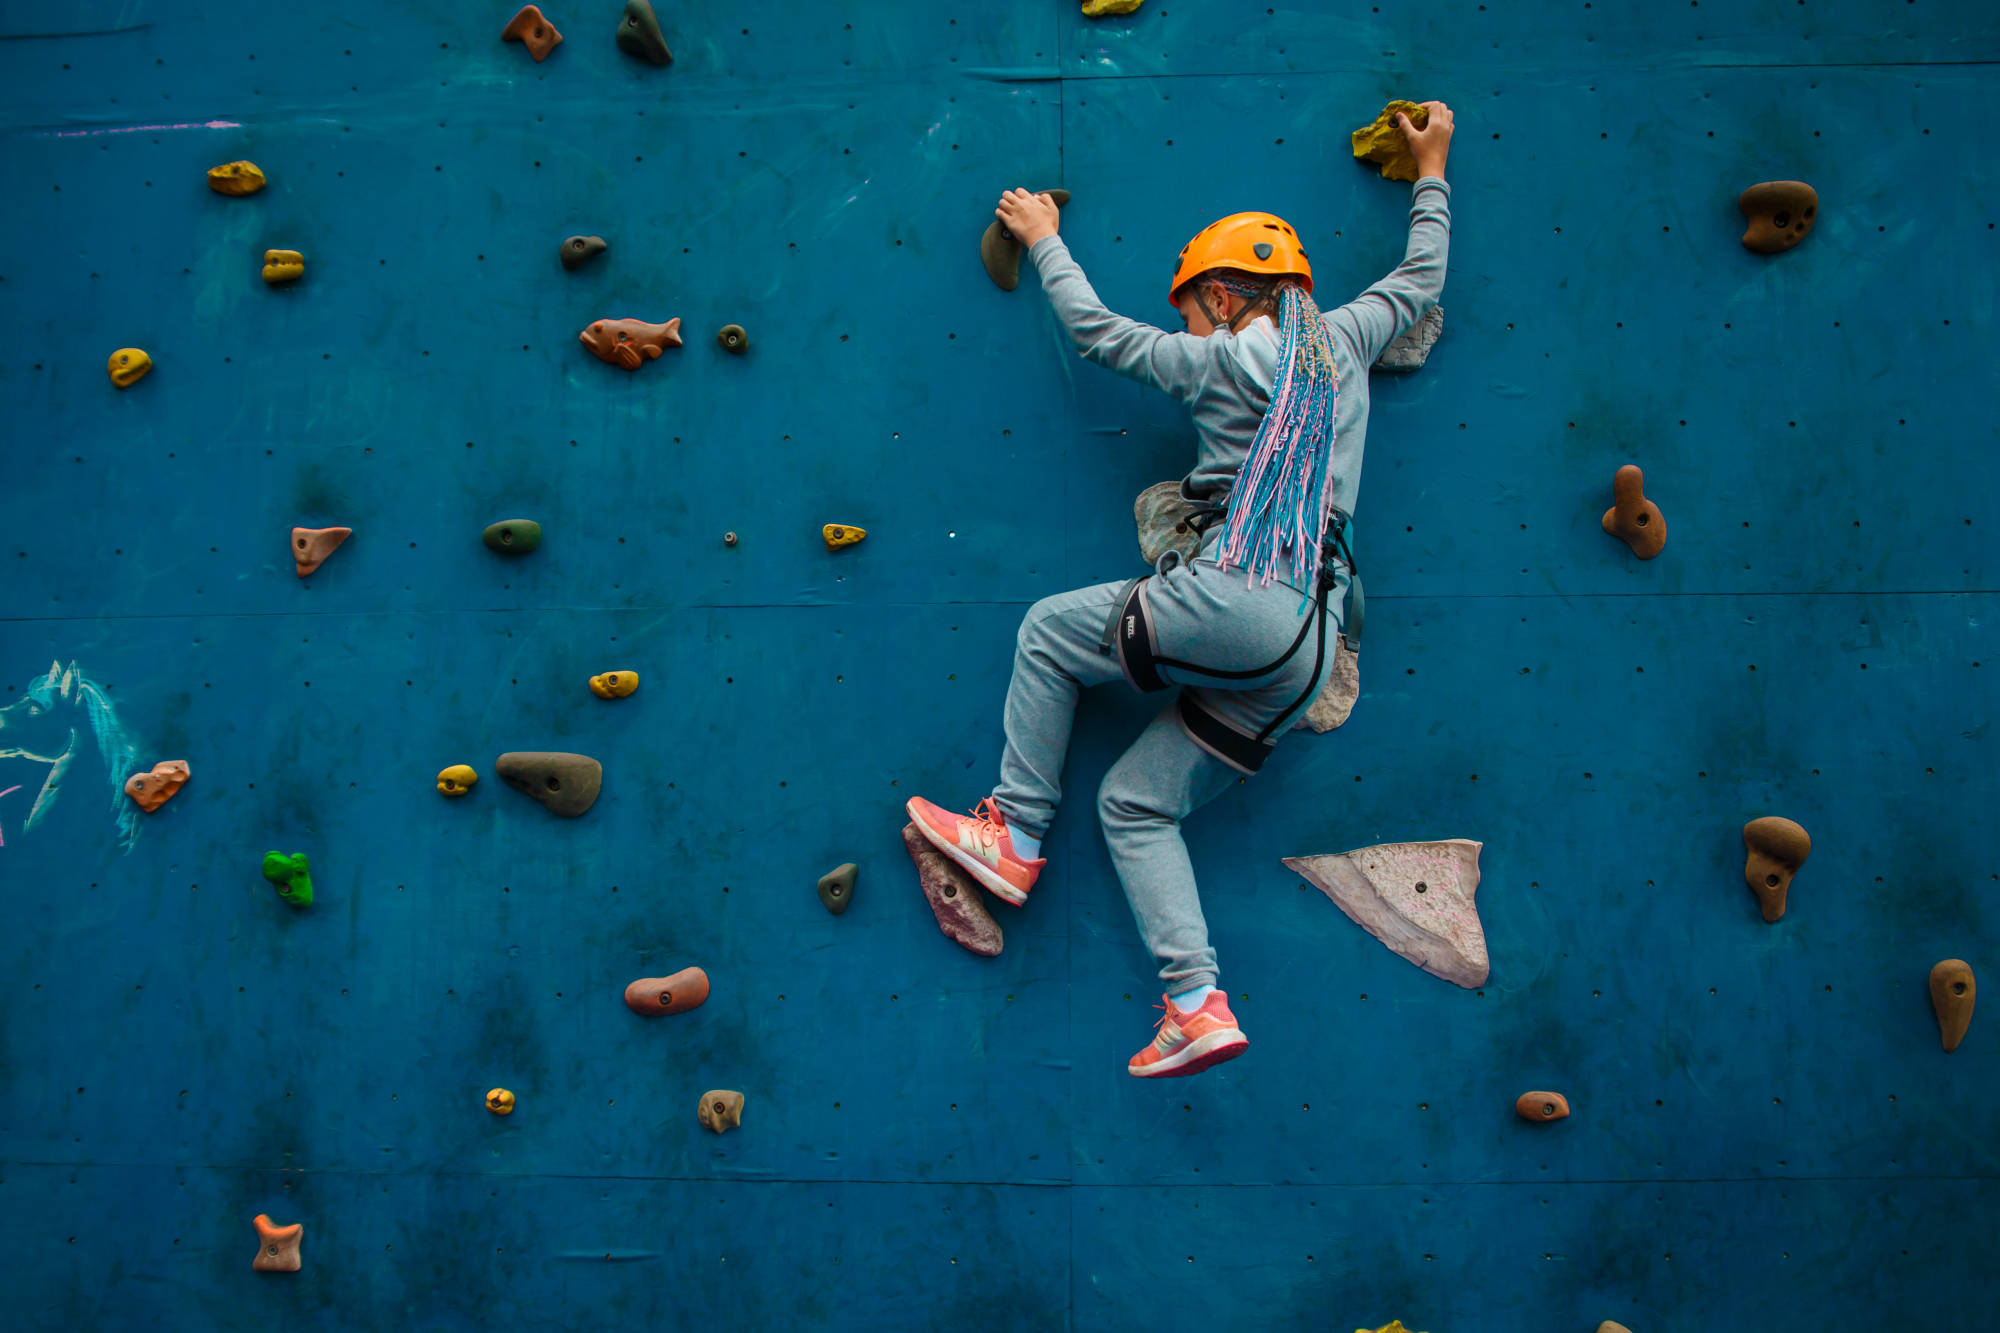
[1170, 984, 1215, 1013]
[1009, 827, 1043, 861]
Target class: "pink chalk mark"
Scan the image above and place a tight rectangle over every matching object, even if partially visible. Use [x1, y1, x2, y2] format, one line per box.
[43, 119, 241, 139]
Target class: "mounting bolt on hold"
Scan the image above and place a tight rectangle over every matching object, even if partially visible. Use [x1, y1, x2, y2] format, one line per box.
[717, 324, 750, 353]
[723, 531, 739, 546]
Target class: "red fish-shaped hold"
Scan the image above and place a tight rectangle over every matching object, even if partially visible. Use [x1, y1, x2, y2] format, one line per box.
[579, 316, 683, 370]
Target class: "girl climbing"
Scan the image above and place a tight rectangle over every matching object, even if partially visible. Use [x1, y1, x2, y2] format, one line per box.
[908, 104, 1455, 1078]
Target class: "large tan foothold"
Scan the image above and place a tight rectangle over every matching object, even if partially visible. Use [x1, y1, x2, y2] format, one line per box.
[1601, 464, 1666, 559]
[252, 1214, 302, 1272]
[124, 760, 190, 812]
[625, 966, 710, 1016]
[1284, 840, 1488, 988]
[1516, 1091, 1570, 1122]
[495, 751, 601, 817]
[901, 823, 1003, 957]
[982, 189, 1070, 291]
[291, 526, 351, 578]
[502, 4, 563, 61]
[1742, 816, 1810, 923]
[1739, 181, 1818, 254]
[698, 1089, 745, 1134]
[1930, 959, 1976, 1053]
[1597, 1323, 1635, 1333]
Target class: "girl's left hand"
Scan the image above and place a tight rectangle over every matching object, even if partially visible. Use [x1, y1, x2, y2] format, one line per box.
[996, 188, 1061, 245]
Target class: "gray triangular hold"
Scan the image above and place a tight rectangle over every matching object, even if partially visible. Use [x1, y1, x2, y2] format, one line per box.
[1293, 636, 1359, 732]
[1374, 303, 1443, 372]
[1284, 839, 1489, 987]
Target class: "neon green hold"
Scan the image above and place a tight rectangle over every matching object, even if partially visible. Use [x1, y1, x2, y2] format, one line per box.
[262, 851, 313, 907]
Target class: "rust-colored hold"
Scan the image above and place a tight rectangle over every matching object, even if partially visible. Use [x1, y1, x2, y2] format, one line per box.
[1742, 816, 1811, 923]
[1516, 1091, 1569, 1123]
[624, 966, 709, 1016]
[982, 188, 1070, 291]
[901, 822, 1003, 957]
[252, 1214, 302, 1272]
[1601, 464, 1666, 559]
[291, 526, 351, 578]
[502, 4, 563, 61]
[579, 316, 682, 369]
[698, 1089, 744, 1134]
[1930, 959, 1976, 1053]
[124, 760, 190, 812]
[1739, 181, 1818, 255]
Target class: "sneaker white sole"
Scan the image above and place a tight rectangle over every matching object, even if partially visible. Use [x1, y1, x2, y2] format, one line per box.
[1128, 1027, 1248, 1078]
[905, 799, 1030, 907]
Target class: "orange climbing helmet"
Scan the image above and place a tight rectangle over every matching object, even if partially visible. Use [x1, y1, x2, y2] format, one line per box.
[1168, 211, 1313, 307]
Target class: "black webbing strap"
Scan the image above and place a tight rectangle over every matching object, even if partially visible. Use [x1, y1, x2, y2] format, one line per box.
[1176, 692, 1271, 774]
[1097, 576, 1169, 693]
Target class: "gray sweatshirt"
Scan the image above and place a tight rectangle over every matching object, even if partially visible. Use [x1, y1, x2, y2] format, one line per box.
[1028, 178, 1452, 584]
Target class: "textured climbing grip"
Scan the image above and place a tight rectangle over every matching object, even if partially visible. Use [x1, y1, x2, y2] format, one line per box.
[1742, 817, 1810, 923]
[495, 751, 601, 817]
[1284, 840, 1488, 988]
[1515, 1091, 1570, 1123]
[1930, 959, 1976, 1053]
[251, 1215, 302, 1272]
[624, 966, 710, 1016]
[901, 823, 1003, 957]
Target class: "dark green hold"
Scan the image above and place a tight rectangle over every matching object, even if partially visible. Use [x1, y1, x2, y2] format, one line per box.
[616, 0, 672, 65]
[262, 851, 313, 908]
[717, 324, 749, 354]
[484, 519, 542, 554]
[560, 235, 608, 271]
[818, 862, 858, 916]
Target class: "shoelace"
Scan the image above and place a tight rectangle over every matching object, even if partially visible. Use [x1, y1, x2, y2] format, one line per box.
[963, 797, 1008, 854]
[1149, 1000, 1185, 1052]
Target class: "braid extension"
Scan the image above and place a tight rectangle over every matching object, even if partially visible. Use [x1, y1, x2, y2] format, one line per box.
[1202, 272, 1342, 594]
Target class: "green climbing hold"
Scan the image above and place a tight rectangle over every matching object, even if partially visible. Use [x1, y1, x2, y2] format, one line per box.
[717, 324, 749, 354]
[262, 851, 313, 907]
[616, 0, 672, 65]
[818, 862, 858, 916]
[483, 519, 542, 554]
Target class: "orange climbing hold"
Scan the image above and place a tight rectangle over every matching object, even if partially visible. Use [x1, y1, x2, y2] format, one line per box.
[124, 760, 190, 812]
[624, 966, 710, 1016]
[291, 526, 351, 578]
[579, 317, 682, 369]
[1742, 816, 1810, 923]
[502, 5, 564, 61]
[251, 1214, 302, 1272]
[1515, 1091, 1570, 1122]
[1601, 464, 1666, 559]
[1930, 959, 1975, 1053]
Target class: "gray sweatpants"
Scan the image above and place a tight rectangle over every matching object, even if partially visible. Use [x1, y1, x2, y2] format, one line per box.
[991, 557, 1341, 994]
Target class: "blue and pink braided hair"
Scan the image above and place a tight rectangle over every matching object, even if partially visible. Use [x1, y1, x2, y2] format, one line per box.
[1195, 269, 1342, 595]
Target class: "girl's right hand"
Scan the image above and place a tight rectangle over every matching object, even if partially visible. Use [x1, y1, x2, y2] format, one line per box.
[1396, 101, 1454, 180]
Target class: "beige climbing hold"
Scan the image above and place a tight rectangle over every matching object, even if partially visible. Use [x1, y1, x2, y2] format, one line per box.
[1930, 959, 1975, 1053]
[624, 966, 709, 1016]
[1597, 1322, 1635, 1333]
[982, 188, 1070, 291]
[823, 523, 866, 550]
[436, 764, 478, 796]
[1516, 1091, 1570, 1122]
[486, 1087, 516, 1115]
[291, 526, 351, 578]
[1284, 839, 1488, 988]
[1601, 464, 1666, 559]
[588, 670, 639, 699]
[1739, 181, 1818, 255]
[1294, 636, 1360, 732]
[698, 1089, 744, 1134]
[1742, 816, 1810, 923]
[124, 760, 190, 812]
[251, 1214, 302, 1271]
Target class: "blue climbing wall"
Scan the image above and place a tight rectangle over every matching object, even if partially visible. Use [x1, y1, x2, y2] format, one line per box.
[2, 0, 1996, 1327]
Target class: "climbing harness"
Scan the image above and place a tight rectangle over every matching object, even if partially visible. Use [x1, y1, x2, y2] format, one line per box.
[1098, 501, 1364, 776]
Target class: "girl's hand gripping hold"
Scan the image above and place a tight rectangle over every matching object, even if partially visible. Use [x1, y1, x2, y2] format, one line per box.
[996, 188, 1062, 246]
[1396, 101, 1455, 181]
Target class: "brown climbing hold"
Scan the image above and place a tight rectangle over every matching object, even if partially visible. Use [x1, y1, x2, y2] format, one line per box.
[579, 316, 682, 369]
[1601, 464, 1666, 560]
[251, 1214, 302, 1272]
[1930, 959, 1976, 1053]
[982, 189, 1070, 291]
[291, 526, 351, 578]
[819, 862, 858, 915]
[502, 5, 563, 61]
[495, 751, 601, 817]
[901, 823, 1003, 957]
[1515, 1091, 1570, 1123]
[1742, 816, 1810, 923]
[1739, 181, 1818, 255]
[559, 235, 607, 271]
[124, 760, 190, 813]
[717, 324, 750, 354]
[698, 1089, 744, 1134]
[624, 965, 710, 1016]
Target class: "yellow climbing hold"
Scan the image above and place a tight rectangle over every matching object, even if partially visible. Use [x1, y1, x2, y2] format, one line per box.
[1357, 1324, 1425, 1333]
[823, 524, 867, 550]
[107, 348, 152, 388]
[207, 160, 267, 196]
[1081, 0, 1144, 15]
[588, 670, 640, 699]
[261, 249, 305, 284]
[437, 764, 478, 797]
[486, 1088, 515, 1115]
[1351, 100, 1429, 183]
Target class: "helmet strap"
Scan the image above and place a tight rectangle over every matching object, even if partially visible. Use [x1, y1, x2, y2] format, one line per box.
[1198, 276, 1283, 333]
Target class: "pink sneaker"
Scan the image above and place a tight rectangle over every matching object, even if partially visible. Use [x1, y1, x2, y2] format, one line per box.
[905, 796, 1044, 907]
[1127, 992, 1248, 1079]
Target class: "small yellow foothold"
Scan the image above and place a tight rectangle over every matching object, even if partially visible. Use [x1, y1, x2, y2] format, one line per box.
[207, 160, 267, 196]
[107, 348, 153, 388]
[261, 249, 305, 284]
[823, 523, 867, 550]
[588, 670, 640, 699]
[1082, 0, 1144, 15]
[486, 1088, 515, 1115]
[437, 764, 479, 797]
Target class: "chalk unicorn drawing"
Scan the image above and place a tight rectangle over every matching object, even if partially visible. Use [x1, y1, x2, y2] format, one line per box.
[0, 660, 143, 853]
